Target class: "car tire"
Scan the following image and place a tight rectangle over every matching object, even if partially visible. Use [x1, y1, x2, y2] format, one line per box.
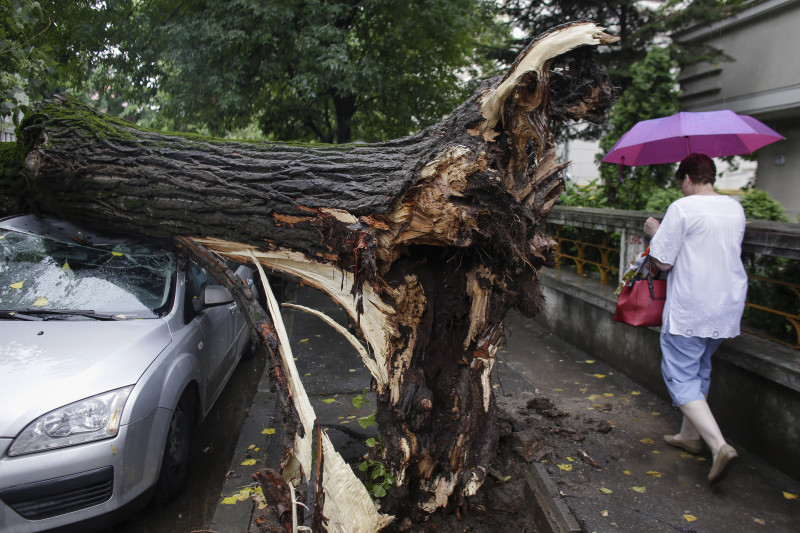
[153, 399, 192, 505]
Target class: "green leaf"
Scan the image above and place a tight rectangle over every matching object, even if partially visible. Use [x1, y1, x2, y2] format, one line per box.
[365, 437, 377, 448]
[357, 414, 375, 429]
[352, 394, 366, 409]
[372, 485, 387, 498]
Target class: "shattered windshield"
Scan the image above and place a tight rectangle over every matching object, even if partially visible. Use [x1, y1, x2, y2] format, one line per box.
[0, 226, 176, 319]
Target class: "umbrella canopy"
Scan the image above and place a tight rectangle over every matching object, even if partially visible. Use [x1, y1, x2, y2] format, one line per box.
[601, 110, 784, 166]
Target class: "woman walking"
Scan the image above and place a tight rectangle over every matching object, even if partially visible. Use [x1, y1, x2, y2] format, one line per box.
[643, 153, 747, 483]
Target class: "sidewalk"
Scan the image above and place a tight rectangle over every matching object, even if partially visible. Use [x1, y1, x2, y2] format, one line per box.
[500, 310, 800, 532]
[209, 284, 800, 532]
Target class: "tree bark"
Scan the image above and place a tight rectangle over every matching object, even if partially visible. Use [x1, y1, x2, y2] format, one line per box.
[1, 21, 618, 521]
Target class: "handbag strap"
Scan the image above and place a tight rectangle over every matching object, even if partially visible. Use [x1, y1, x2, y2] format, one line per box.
[644, 256, 656, 299]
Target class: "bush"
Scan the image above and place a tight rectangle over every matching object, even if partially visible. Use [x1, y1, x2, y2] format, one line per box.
[644, 187, 683, 212]
[560, 178, 608, 208]
[740, 188, 790, 222]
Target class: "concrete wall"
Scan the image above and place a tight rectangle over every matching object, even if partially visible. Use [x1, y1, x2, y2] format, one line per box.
[754, 121, 800, 219]
[535, 267, 800, 481]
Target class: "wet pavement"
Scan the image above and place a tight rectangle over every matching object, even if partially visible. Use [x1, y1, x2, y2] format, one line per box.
[500, 311, 800, 532]
[203, 282, 799, 532]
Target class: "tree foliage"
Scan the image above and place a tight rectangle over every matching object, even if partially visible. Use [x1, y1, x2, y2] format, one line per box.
[1, 0, 53, 124]
[501, 0, 750, 89]
[68, 0, 504, 142]
[597, 46, 679, 209]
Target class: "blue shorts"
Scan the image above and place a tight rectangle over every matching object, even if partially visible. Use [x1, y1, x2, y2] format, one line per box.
[660, 331, 724, 407]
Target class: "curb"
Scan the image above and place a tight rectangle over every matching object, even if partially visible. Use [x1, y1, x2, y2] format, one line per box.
[524, 462, 581, 533]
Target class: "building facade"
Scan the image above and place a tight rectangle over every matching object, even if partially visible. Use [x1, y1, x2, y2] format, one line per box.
[675, 0, 800, 219]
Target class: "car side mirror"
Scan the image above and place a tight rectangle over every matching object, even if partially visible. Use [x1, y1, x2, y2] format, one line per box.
[200, 285, 234, 307]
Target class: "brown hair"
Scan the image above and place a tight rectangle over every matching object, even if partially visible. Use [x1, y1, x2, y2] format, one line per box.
[676, 153, 716, 185]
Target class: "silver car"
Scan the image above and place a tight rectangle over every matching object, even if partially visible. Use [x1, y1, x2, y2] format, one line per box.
[0, 215, 255, 532]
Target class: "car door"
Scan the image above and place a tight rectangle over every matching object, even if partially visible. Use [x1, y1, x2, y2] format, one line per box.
[185, 262, 235, 405]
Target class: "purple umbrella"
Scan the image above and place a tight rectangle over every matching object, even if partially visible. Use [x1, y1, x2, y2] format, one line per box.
[601, 110, 784, 166]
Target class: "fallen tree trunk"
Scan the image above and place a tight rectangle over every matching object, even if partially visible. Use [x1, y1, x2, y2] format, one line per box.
[0, 21, 618, 520]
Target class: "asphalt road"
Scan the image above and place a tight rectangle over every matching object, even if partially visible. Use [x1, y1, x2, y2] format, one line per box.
[104, 348, 267, 533]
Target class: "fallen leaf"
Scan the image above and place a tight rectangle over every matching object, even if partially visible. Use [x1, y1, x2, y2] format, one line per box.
[600, 510, 609, 517]
[248, 444, 256, 450]
[241, 459, 257, 466]
[622, 470, 632, 475]
[492, 384, 499, 389]
[111, 445, 117, 455]
[783, 491, 798, 500]
[112, 251, 124, 257]
[321, 398, 337, 403]
[304, 373, 311, 376]
[753, 518, 766, 525]
[631, 391, 641, 395]
[300, 338, 310, 343]
[347, 415, 356, 419]
[599, 487, 613, 494]
[640, 438, 655, 445]
[32, 297, 48, 307]
[558, 464, 573, 471]
[587, 394, 601, 400]
[586, 360, 595, 364]
[503, 475, 511, 482]
[683, 514, 697, 522]
[647, 471, 662, 478]
[222, 488, 254, 504]
[680, 452, 694, 459]
[349, 369, 357, 372]
[652, 450, 661, 454]
[632, 486, 646, 493]
[651, 411, 661, 416]
[604, 393, 614, 397]
[554, 388, 563, 392]
[261, 428, 276, 435]
[566, 457, 574, 462]
[593, 374, 607, 379]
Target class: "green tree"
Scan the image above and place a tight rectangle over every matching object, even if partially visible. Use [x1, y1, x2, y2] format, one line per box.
[501, 0, 749, 92]
[1, 0, 53, 124]
[82, 0, 504, 142]
[597, 46, 679, 209]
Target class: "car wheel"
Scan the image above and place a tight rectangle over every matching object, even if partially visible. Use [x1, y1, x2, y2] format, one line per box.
[153, 399, 192, 505]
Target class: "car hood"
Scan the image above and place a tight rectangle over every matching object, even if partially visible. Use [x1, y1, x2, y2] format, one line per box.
[0, 319, 172, 437]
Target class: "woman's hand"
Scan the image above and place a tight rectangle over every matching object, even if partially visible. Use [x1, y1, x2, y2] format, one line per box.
[644, 217, 660, 237]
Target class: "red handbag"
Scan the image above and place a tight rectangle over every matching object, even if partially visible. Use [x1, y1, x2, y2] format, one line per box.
[613, 258, 666, 327]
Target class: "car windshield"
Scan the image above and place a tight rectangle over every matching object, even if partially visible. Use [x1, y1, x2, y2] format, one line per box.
[0, 226, 176, 318]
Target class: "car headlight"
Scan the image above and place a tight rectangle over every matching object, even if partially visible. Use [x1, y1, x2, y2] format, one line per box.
[9, 386, 133, 456]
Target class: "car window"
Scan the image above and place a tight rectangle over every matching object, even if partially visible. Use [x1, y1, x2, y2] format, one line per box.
[0, 227, 176, 318]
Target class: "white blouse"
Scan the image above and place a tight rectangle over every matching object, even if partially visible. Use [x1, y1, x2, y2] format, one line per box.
[649, 195, 748, 338]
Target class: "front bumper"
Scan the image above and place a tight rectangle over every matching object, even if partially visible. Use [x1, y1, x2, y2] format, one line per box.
[0, 466, 114, 520]
[0, 408, 169, 532]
